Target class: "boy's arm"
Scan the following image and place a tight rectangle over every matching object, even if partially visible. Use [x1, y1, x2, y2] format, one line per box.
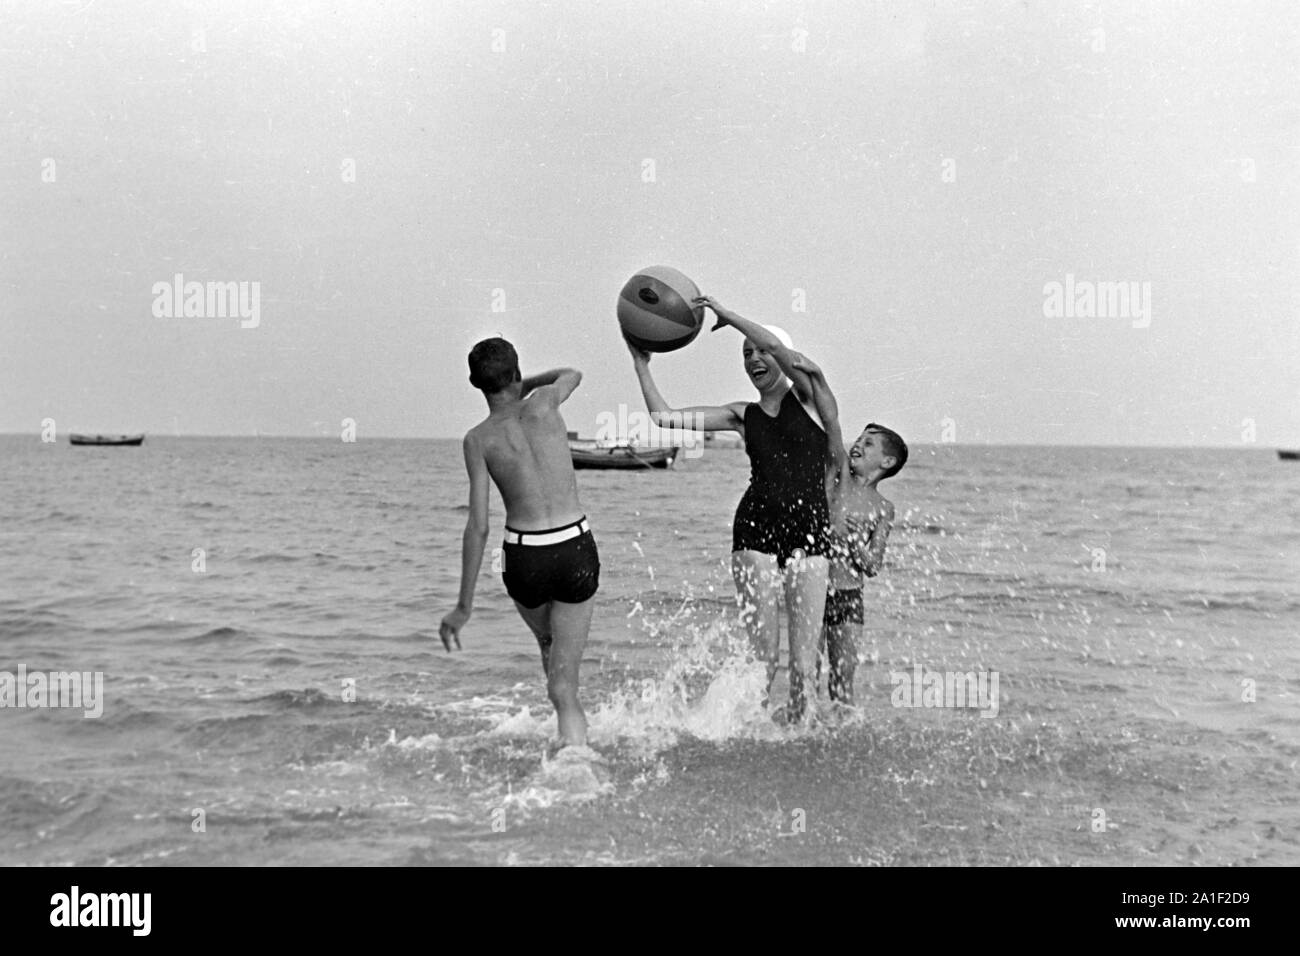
[846, 501, 895, 578]
[521, 367, 582, 404]
[439, 432, 490, 651]
[789, 352, 848, 479]
[627, 339, 746, 434]
[695, 295, 818, 405]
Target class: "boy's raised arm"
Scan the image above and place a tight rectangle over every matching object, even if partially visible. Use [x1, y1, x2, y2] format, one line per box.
[439, 432, 490, 651]
[521, 367, 583, 404]
[789, 352, 849, 478]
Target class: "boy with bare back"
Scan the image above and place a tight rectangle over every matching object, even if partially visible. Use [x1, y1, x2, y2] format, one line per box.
[438, 337, 600, 749]
[789, 353, 907, 705]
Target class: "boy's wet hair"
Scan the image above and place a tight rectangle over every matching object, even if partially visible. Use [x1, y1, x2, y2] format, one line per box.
[866, 423, 908, 479]
[468, 337, 521, 393]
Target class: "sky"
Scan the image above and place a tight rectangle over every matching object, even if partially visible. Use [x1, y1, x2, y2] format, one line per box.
[2, 0, 1297, 445]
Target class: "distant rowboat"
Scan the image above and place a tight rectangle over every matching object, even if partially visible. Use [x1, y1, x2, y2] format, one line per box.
[69, 433, 145, 446]
[1279, 450, 1299, 461]
[569, 439, 679, 470]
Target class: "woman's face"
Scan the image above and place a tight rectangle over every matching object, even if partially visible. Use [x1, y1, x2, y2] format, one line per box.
[741, 339, 784, 391]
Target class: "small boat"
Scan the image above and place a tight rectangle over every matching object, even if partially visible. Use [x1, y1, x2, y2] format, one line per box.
[569, 439, 680, 470]
[69, 433, 145, 446]
[1279, 450, 1300, 461]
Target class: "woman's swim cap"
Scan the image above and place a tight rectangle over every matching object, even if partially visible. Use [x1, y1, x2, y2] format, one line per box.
[762, 324, 794, 349]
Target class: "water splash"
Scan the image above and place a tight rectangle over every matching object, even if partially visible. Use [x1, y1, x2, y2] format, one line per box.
[484, 615, 781, 754]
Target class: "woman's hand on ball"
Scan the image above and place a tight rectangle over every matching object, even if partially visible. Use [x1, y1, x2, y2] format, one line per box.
[624, 337, 651, 365]
[694, 295, 731, 330]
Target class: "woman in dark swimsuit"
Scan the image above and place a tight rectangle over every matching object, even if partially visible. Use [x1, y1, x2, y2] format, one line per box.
[628, 295, 830, 721]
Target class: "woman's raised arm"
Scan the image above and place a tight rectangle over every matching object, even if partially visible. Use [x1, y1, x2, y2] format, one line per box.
[626, 339, 746, 434]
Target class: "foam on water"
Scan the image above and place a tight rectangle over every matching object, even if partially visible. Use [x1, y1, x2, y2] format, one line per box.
[477, 617, 783, 758]
[325, 613, 803, 813]
[506, 747, 614, 808]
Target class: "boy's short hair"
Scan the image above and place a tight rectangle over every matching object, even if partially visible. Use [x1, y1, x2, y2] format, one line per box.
[866, 423, 908, 479]
[468, 337, 520, 393]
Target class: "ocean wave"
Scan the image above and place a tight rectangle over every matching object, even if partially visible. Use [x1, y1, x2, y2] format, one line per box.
[67, 700, 169, 732]
[184, 625, 254, 644]
[184, 500, 229, 511]
[182, 712, 274, 742]
[898, 521, 955, 535]
[0, 775, 66, 824]
[245, 552, 304, 564]
[1176, 594, 1300, 614]
[251, 687, 340, 709]
[261, 654, 302, 667]
[0, 606, 76, 640]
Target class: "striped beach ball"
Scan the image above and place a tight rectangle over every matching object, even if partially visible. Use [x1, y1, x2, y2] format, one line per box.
[616, 266, 705, 353]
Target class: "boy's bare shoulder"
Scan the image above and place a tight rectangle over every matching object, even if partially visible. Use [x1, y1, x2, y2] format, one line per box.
[519, 387, 562, 418]
[463, 418, 497, 449]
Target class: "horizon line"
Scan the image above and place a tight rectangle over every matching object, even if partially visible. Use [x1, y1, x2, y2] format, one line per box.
[1, 432, 1293, 451]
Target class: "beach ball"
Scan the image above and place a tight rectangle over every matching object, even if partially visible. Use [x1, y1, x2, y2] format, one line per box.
[617, 266, 705, 353]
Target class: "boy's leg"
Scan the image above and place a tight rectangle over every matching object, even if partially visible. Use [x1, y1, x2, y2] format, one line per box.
[731, 550, 783, 697]
[546, 597, 595, 747]
[825, 621, 859, 704]
[512, 600, 554, 675]
[784, 554, 829, 721]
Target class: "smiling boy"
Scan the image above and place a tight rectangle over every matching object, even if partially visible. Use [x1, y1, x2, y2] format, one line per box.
[789, 354, 907, 704]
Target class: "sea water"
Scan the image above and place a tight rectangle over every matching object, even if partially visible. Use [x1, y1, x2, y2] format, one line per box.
[1, 437, 1296, 865]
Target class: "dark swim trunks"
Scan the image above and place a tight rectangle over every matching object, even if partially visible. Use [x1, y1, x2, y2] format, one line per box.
[823, 587, 864, 627]
[732, 389, 831, 567]
[501, 516, 600, 609]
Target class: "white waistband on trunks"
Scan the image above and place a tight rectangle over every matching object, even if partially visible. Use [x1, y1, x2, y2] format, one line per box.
[503, 517, 589, 547]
